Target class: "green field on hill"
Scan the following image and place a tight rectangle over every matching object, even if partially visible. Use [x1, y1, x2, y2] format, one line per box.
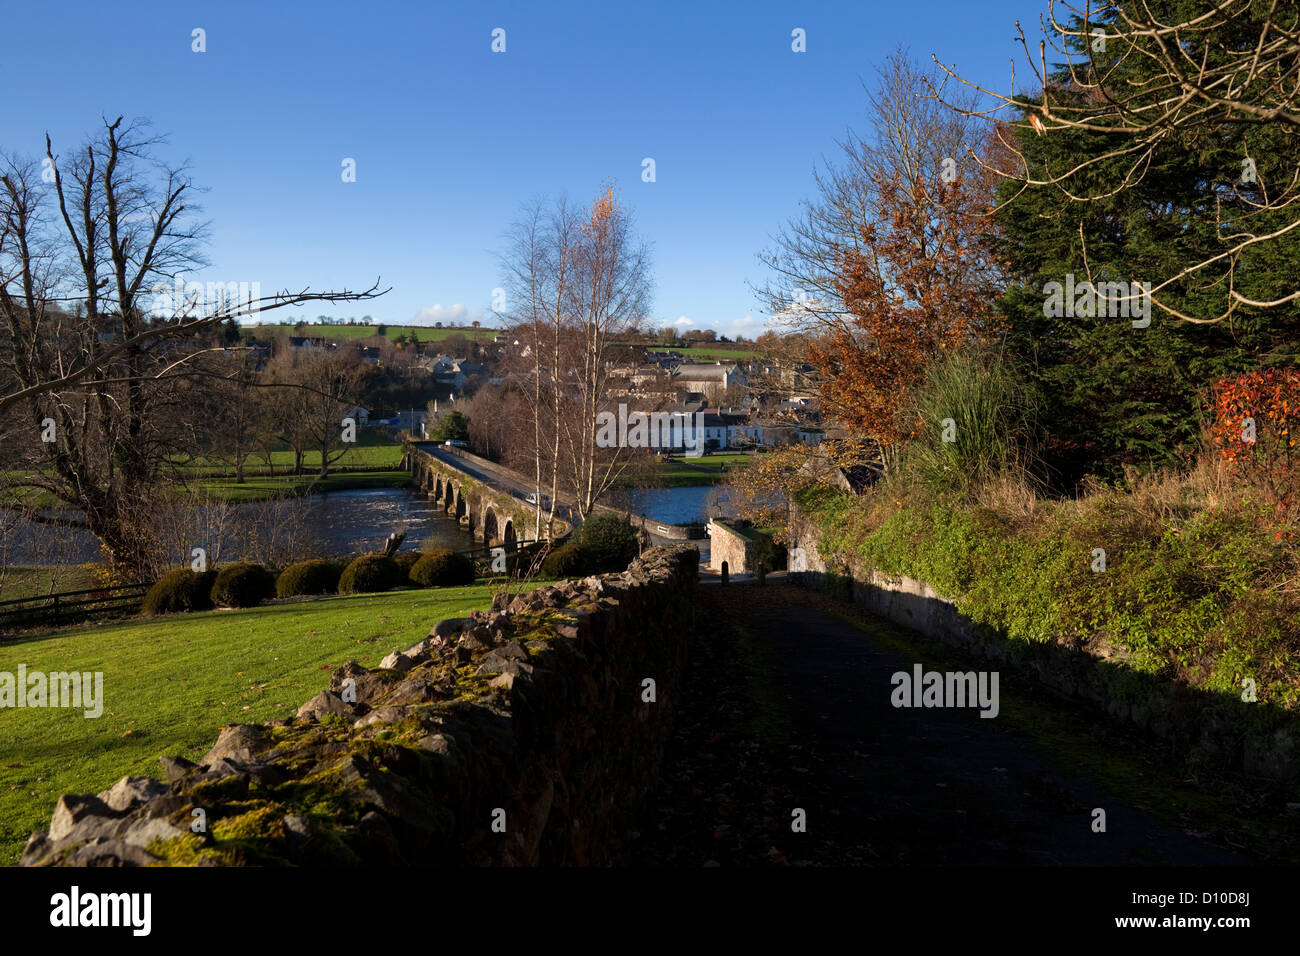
[0, 584, 508, 865]
[251, 323, 499, 344]
[615, 342, 762, 361]
[670, 345, 761, 360]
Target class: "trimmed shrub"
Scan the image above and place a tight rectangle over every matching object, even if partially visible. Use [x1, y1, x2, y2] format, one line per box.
[539, 543, 592, 578]
[338, 554, 403, 594]
[572, 514, 640, 572]
[392, 551, 423, 576]
[210, 562, 277, 608]
[276, 559, 344, 598]
[409, 548, 476, 588]
[141, 568, 218, 615]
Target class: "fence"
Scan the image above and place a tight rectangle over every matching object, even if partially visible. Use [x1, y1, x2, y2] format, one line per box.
[0, 582, 152, 638]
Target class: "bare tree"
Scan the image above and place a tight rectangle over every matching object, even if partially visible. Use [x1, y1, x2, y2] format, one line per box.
[295, 347, 366, 480]
[562, 185, 652, 517]
[207, 349, 263, 483]
[0, 116, 385, 573]
[500, 186, 652, 526]
[501, 196, 581, 537]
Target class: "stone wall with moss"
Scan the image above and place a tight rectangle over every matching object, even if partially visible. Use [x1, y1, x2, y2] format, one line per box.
[21, 545, 699, 866]
[787, 498, 1298, 788]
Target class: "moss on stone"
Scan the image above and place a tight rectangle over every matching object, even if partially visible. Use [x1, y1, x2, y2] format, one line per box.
[212, 804, 287, 842]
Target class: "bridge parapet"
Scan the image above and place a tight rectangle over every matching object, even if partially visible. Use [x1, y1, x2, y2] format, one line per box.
[403, 442, 569, 546]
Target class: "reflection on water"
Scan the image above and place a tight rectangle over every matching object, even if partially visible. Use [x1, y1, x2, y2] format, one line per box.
[4, 488, 477, 566]
[614, 486, 731, 525]
[609, 485, 786, 526]
[306, 488, 475, 556]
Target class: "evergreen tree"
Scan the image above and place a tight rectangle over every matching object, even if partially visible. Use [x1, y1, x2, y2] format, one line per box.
[992, 1, 1300, 482]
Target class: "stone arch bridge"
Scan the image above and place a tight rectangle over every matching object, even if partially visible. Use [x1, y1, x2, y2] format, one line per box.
[402, 442, 569, 548]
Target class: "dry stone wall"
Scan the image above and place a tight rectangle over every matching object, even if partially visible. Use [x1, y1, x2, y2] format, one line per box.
[21, 545, 698, 866]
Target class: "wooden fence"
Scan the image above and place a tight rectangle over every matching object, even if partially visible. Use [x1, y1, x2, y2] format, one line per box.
[0, 583, 152, 638]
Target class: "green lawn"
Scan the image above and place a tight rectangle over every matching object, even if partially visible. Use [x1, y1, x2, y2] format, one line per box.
[0, 567, 100, 603]
[250, 323, 499, 344]
[652, 453, 756, 486]
[0, 585, 503, 865]
[10, 436, 407, 510]
[199, 470, 411, 502]
[182, 431, 404, 476]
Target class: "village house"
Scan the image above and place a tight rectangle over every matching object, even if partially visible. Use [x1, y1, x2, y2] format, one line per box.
[670, 362, 746, 403]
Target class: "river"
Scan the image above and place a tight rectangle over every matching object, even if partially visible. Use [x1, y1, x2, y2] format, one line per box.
[610, 486, 736, 525]
[3, 488, 477, 568]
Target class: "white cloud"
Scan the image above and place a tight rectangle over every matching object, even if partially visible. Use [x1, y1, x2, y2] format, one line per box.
[666, 313, 767, 340]
[412, 303, 469, 324]
[712, 313, 759, 338]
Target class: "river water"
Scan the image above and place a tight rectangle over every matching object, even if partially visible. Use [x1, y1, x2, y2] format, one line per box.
[7, 483, 766, 570]
[612, 486, 732, 525]
[3, 488, 477, 567]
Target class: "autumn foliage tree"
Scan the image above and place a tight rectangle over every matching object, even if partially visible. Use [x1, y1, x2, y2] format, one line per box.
[815, 166, 1004, 444]
[1209, 368, 1300, 521]
[759, 49, 1006, 452]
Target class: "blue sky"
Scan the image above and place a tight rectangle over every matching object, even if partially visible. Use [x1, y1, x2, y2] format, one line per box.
[4, 0, 1035, 337]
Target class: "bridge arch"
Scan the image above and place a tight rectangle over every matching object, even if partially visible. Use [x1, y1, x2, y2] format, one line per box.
[483, 505, 500, 545]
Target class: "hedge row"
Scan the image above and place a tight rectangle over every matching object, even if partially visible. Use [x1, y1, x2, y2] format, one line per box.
[539, 514, 641, 578]
[141, 549, 482, 616]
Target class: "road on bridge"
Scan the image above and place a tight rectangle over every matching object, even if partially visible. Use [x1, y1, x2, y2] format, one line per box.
[415, 443, 699, 551]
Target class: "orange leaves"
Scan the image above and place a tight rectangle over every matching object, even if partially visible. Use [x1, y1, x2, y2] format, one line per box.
[1208, 368, 1300, 520]
[814, 169, 1002, 443]
[585, 183, 618, 237]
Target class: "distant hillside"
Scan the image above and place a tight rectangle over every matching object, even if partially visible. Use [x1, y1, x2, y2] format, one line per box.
[251, 323, 501, 344]
[615, 342, 763, 361]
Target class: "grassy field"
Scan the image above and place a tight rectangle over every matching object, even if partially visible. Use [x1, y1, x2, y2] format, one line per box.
[250, 323, 500, 344]
[10, 435, 407, 510]
[199, 470, 411, 502]
[0, 584, 508, 865]
[616, 342, 763, 361]
[654, 453, 755, 486]
[0, 567, 100, 603]
[183, 431, 404, 476]
[671, 345, 761, 361]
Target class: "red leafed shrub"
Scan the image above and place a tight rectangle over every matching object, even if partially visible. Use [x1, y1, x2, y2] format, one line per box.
[1208, 368, 1300, 521]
